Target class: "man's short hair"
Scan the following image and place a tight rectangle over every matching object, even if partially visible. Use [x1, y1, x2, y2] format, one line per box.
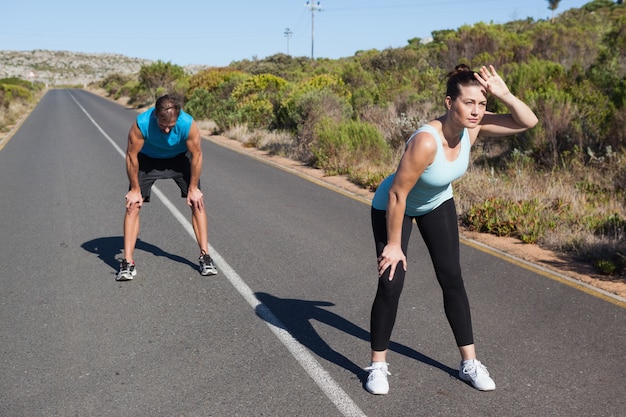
[155, 94, 181, 120]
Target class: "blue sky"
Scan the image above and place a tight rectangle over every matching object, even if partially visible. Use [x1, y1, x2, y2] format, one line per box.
[3, 0, 590, 67]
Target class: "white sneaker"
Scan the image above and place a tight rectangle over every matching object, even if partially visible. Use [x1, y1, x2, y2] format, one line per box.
[364, 362, 390, 395]
[116, 259, 136, 281]
[459, 359, 496, 391]
[199, 253, 218, 276]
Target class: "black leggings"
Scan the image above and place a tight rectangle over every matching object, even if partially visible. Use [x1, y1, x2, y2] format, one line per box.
[370, 198, 474, 351]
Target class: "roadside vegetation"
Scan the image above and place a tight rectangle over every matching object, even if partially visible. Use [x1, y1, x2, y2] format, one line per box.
[0, 77, 44, 135]
[5, 1, 624, 278]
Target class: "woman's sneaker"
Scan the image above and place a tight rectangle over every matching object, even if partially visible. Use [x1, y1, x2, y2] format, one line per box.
[364, 362, 390, 395]
[459, 359, 496, 391]
[116, 259, 136, 281]
[199, 253, 218, 276]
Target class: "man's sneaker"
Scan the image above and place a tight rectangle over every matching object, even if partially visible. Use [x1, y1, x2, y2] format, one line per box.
[459, 359, 496, 391]
[116, 259, 136, 281]
[364, 362, 390, 395]
[199, 253, 218, 276]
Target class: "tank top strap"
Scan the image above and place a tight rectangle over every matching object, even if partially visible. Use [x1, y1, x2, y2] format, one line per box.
[406, 124, 443, 149]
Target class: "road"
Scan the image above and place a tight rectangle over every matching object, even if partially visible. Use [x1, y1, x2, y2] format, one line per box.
[1, 89, 625, 417]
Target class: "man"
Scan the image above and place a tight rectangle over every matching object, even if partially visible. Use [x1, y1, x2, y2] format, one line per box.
[117, 94, 217, 281]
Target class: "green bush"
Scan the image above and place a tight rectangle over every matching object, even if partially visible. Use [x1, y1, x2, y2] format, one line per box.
[127, 83, 152, 108]
[231, 74, 287, 129]
[137, 61, 187, 101]
[311, 118, 393, 177]
[462, 197, 568, 244]
[184, 71, 249, 131]
[277, 88, 353, 162]
[184, 88, 213, 120]
[186, 86, 240, 132]
[0, 77, 37, 90]
[99, 73, 135, 98]
[0, 84, 32, 105]
[278, 74, 351, 131]
[236, 97, 275, 130]
[187, 68, 245, 95]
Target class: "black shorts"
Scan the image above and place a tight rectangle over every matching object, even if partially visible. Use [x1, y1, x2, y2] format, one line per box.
[135, 152, 200, 202]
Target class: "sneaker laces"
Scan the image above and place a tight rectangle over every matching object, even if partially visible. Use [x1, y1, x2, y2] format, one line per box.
[462, 360, 489, 378]
[364, 363, 391, 376]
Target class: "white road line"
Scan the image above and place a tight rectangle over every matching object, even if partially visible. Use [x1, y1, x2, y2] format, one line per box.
[70, 92, 368, 417]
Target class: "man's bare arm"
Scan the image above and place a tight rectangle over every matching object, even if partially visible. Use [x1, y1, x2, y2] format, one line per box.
[125, 122, 145, 211]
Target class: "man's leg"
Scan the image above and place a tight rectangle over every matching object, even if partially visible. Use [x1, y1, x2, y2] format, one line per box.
[123, 208, 141, 263]
[191, 205, 208, 254]
[192, 205, 217, 275]
[116, 207, 140, 281]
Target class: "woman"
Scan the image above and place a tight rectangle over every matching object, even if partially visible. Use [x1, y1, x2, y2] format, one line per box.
[364, 64, 538, 394]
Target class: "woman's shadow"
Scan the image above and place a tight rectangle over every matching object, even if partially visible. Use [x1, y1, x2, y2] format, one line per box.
[81, 236, 197, 274]
[255, 292, 457, 386]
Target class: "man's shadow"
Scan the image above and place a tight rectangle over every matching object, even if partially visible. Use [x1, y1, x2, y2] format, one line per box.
[81, 236, 197, 273]
[255, 292, 457, 386]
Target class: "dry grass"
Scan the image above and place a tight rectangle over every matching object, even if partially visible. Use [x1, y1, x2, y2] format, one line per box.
[196, 120, 219, 135]
[223, 124, 306, 161]
[0, 99, 32, 134]
[359, 103, 433, 149]
[456, 153, 626, 275]
[3, 100, 30, 125]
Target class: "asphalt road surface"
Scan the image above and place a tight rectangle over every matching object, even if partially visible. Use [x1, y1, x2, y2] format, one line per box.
[1, 90, 625, 417]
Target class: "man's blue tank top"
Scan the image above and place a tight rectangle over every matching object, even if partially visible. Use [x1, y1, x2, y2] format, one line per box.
[136, 108, 193, 158]
[372, 124, 471, 216]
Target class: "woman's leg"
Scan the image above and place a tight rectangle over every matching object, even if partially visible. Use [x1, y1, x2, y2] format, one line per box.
[416, 199, 474, 348]
[369, 208, 414, 360]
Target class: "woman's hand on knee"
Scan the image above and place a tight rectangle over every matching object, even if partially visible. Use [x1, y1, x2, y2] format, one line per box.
[378, 244, 407, 281]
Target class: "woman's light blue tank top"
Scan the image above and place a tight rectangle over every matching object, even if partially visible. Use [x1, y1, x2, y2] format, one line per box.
[136, 108, 193, 159]
[372, 124, 471, 216]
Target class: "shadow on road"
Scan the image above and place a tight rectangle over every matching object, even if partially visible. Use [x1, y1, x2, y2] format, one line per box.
[81, 236, 197, 272]
[255, 292, 457, 385]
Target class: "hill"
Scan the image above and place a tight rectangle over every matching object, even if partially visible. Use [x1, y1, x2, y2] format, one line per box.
[0, 49, 207, 86]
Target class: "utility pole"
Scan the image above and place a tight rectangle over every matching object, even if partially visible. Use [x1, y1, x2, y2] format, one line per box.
[283, 27, 293, 55]
[305, 1, 322, 59]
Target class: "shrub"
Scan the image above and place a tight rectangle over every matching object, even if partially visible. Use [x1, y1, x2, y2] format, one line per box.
[462, 197, 567, 244]
[278, 88, 352, 162]
[137, 61, 187, 101]
[0, 84, 32, 106]
[311, 118, 393, 189]
[236, 97, 275, 130]
[124, 82, 151, 108]
[187, 68, 245, 95]
[231, 73, 288, 129]
[184, 72, 249, 131]
[278, 75, 351, 126]
[99, 73, 136, 98]
[184, 88, 213, 121]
